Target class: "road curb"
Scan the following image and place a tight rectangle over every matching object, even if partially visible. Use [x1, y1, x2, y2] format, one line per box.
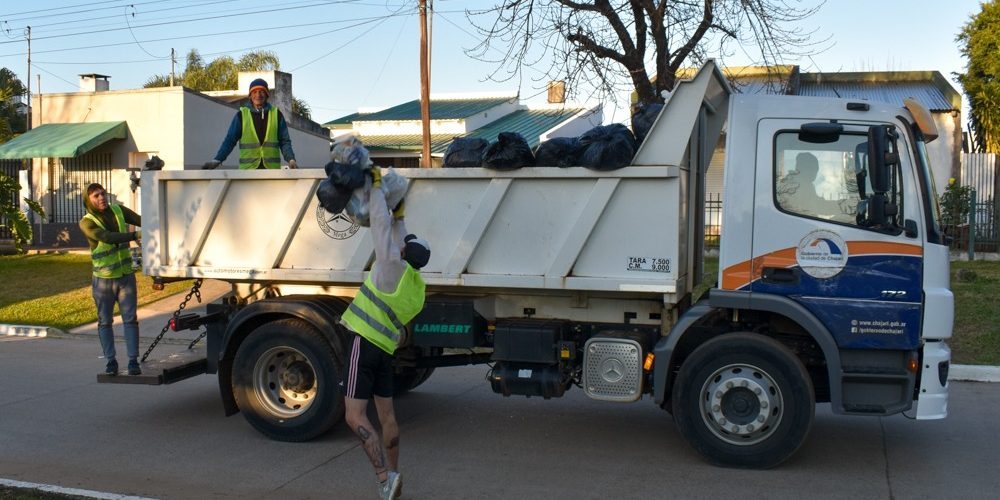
[0, 324, 66, 338]
[949, 364, 1000, 383]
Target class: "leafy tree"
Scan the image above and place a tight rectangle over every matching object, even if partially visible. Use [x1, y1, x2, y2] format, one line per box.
[0, 67, 27, 143]
[957, 0, 1000, 153]
[0, 171, 45, 254]
[467, 0, 822, 107]
[145, 50, 309, 117]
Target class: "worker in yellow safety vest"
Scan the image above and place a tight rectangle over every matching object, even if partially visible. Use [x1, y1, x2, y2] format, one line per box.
[339, 167, 429, 500]
[204, 78, 297, 170]
[78, 183, 143, 376]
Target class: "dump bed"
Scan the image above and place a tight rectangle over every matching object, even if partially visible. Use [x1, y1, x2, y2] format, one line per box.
[142, 166, 685, 297]
[140, 61, 731, 309]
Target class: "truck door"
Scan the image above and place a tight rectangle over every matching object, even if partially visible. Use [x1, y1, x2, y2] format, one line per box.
[749, 119, 924, 350]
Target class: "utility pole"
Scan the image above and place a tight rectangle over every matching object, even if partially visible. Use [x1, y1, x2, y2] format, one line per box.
[418, 0, 431, 167]
[170, 48, 176, 86]
[26, 26, 31, 131]
[36, 74, 40, 125]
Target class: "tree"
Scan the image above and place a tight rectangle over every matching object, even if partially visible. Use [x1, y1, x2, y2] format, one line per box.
[467, 0, 823, 107]
[145, 50, 310, 118]
[0, 67, 27, 143]
[957, 0, 1000, 153]
[0, 172, 45, 254]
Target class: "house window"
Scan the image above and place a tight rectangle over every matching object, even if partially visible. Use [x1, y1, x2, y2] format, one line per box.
[51, 152, 113, 223]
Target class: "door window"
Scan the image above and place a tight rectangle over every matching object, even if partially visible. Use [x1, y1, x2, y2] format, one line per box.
[774, 132, 893, 228]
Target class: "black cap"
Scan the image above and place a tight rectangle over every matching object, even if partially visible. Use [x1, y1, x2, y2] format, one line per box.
[403, 234, 431, 270]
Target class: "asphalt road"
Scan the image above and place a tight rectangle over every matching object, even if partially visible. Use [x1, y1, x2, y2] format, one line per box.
[1, 335, 999, 500]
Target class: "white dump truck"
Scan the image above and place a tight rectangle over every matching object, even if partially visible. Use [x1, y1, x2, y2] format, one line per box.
[125, 61, 951, 468]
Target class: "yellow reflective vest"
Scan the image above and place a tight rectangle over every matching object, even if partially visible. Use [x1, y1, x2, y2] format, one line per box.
[238, 107, 280, 169]
[83, 204, 134, 279]
[342, 264, 426, 355]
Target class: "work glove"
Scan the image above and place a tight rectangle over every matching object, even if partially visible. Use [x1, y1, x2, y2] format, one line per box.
[202, 160, 221, 170]
[392, 199, 405, 220]
[287, 159, 297, 169]
[369, 167, 382, 189]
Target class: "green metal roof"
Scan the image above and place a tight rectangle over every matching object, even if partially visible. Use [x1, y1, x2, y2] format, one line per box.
[322, 111, 370, 128]
[359, 108, 586, 156]
[0, 121, 127, 159]
[325, 97, 515, 126]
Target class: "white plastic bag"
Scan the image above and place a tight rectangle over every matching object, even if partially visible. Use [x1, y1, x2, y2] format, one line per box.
[345, 168, 409, 227]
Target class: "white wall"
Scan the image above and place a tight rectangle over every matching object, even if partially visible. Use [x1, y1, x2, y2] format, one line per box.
[539, 106, 603, 141]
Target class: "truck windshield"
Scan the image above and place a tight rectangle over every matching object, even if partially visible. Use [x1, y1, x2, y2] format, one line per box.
[912, 126, 944, 240]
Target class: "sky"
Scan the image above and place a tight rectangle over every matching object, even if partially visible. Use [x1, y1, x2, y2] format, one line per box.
[0, 0, 987, 127]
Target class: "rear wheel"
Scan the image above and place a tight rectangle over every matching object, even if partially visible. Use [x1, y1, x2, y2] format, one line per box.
[232, 318, 344, 441]
[392, 345, 440, 396]
[672, 332, 814, 468]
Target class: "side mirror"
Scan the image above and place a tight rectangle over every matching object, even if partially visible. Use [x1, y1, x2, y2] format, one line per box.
[867, 125, 897, 194]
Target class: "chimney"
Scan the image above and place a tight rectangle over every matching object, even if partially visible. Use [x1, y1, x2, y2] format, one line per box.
[547, 81, 566, 104]
[79, 73, 110, 92]
[238, 70, 293, 118]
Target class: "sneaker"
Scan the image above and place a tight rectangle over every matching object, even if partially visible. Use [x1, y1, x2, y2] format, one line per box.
[378, 471, 401, 500]
[127, 360, 142, 376]
[105, 359, 119, 376]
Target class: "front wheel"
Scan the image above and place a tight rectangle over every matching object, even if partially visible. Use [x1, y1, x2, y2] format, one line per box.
[671, 332, 815, 468]
[232, 318, 344, 441]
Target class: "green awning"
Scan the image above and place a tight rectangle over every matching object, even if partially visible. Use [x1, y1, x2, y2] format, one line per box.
[0, 121, 127, 159]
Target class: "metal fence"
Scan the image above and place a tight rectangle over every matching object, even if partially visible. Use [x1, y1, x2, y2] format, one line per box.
[704, 192, 722, 249]
[0, 159, 21, 241]
[50, 153, 113, 224]
[955, 153, 998, 254]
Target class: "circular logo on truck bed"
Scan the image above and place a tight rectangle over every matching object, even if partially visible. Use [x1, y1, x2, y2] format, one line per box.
[317, 206, 360, 240]
[796, 230, 848, 279]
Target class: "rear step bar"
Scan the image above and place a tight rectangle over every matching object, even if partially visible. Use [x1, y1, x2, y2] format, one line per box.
[97, 348, 208, 385]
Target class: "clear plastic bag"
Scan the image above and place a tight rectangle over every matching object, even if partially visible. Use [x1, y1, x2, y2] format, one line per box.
[345, 169, 409, 227]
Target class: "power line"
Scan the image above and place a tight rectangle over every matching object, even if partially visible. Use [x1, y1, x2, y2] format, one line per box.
[290, 3, 409, 72]
[2, 0, 174, 23]
[0, 11, 415, 57]
[25, 0, 240, 30]
[0, 1, 352, 45]
[1, 0, 129, 19]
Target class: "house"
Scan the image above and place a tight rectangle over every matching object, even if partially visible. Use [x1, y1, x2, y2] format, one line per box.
[324, 92, 603, 168]
[0, 72, 331, 247]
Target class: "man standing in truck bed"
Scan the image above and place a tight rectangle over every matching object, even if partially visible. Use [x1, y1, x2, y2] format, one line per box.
[339, 168, 430, 500]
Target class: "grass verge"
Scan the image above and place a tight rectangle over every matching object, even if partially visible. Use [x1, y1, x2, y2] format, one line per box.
[0, 253, 193, 330]
[949, 260, 1000, 365]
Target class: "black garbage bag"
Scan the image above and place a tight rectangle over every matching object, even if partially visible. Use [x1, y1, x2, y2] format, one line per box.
[482, 132, 535, 170]
[316, 177, 352, 214]
[324, 161, 367, 190]
[533, 137, 582, 167]
[578, 124, 636, 171]
[444, 137, 488, 168]
[631, 102, 664, 147]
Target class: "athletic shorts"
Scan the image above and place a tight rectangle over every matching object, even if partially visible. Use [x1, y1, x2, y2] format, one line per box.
[340, 333, 394, 400]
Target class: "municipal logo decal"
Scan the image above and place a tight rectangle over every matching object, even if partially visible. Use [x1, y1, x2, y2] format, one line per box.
[796, 230, 848, 279]
[317, 206, 360, 240]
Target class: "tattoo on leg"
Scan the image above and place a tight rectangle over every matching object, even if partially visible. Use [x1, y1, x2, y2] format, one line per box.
[356, 425, 388, 476]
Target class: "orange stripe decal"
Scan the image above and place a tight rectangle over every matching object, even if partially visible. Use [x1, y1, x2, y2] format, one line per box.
[847, 241, 922, 257]
[722, 260, 753, 290]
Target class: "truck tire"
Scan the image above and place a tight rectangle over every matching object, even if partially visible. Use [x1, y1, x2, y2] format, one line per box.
[232, 318, 344, 442]
[393, 346, 440, 396]
[671, 332, 814, 468]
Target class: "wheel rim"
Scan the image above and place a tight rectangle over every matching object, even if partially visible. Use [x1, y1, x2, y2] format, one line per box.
[699, 363, 783, 446]
[252, 346, 318, 419]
